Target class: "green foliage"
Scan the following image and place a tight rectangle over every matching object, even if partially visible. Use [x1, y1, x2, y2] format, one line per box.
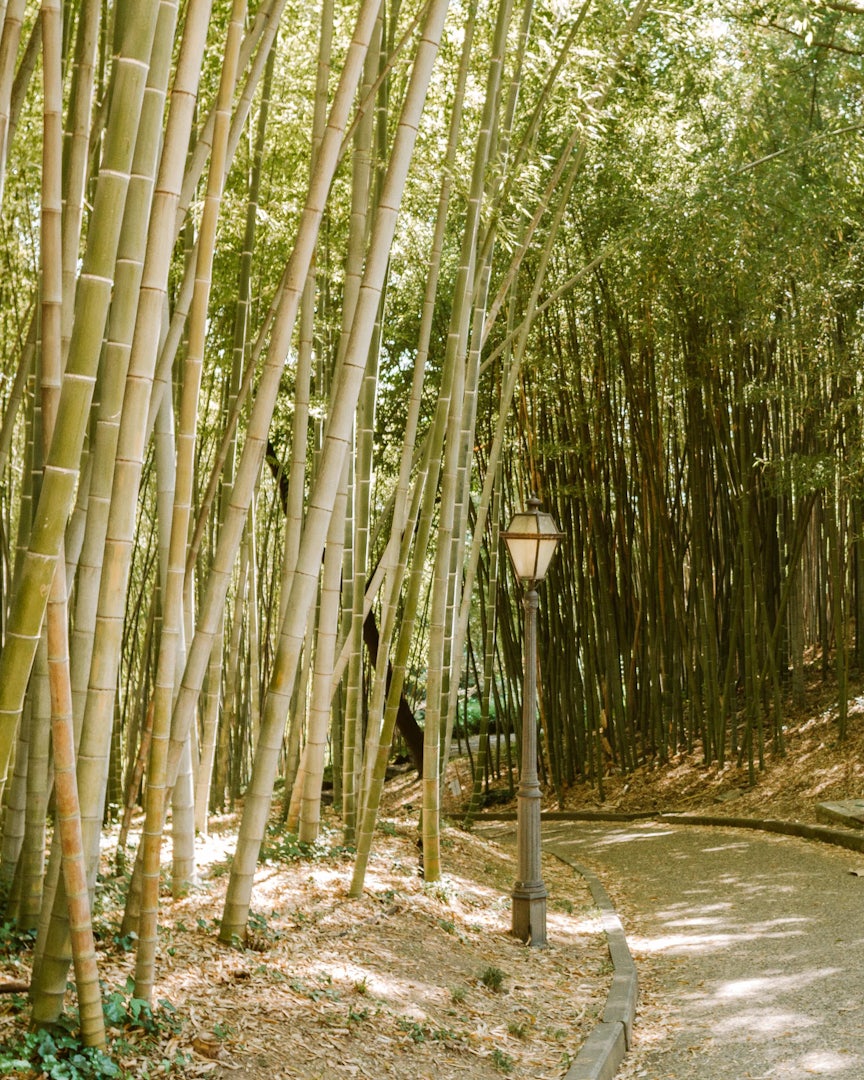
[492, 1047, 515, 1073]
[242, 908, 286, 950]
[111, 930, 137, 953]
[0, 919, 36, 957]
[479, 965, 506, 993]
[0, 988, 185, 1080]
[259, 824, 354, 865]
[288, 977, 341, 1003]
[103, 985, 183, 1039]
[0, 1028, 121, 1080]
[95, 871, 130, 913]
[459, 694, 497, 735]
[396, 1018, 455, 1044]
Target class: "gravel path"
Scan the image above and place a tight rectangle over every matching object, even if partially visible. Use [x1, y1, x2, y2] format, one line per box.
[544, 820, 864, 1079]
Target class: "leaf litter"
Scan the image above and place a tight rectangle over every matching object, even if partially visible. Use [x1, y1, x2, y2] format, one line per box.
[1, 779, 612, 1080]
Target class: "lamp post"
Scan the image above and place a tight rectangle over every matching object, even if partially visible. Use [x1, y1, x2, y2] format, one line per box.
[502, 495, 563, 946]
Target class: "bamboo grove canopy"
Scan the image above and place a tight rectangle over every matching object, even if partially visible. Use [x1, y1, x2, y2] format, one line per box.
[0, 0, 863, 1046]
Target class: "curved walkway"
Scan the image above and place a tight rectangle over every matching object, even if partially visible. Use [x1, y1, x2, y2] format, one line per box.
[544, 820, 864, 1080]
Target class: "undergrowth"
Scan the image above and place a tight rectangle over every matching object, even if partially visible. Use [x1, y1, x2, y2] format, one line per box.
[259, 823, 355, 865]
[0, 980, 188, 1080]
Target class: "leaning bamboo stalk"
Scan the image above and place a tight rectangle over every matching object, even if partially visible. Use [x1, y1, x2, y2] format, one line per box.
[220, 0, 453, 940]
[422, 397, 462, 881]
[160, 0, 384, 836]
[174, 0, 286, 239]
[33, 0, 176, 973]
[273, 3, 334, 832]
[451, 3, 655, 735]
[45, 559, 104, 1044]
[30, 0, 210, 1016]
[60, 0, 101, 355]
[349, 438, 437, 897]
[38, 0, 104, 1038]
[419, 0, 516, 874]
[350, 0, 478, 890]
[340, 16, 379, 842]
[151, 388, 196, 894]
[280, 0, 334, 618]
[0, 0, 162, 806]
[0, 0, 27, 207]
[69, 0, 179, 730]
[134, 0, 246, 1003]
[440, 0, 533, 770]
[297, 475, 347, 842]
[195, 42, 275, 836]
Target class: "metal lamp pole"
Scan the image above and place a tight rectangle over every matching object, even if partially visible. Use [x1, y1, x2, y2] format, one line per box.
[512, 578, 546, 945]
[502, 496, 562, 947]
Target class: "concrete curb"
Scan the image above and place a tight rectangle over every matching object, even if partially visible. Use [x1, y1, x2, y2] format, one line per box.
[546, 844, 638, 1080]
[476, 810, 657, 823]
[476, 808, 864, 853]
[656, 812, 864, 852]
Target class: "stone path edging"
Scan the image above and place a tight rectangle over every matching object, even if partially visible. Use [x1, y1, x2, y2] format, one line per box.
[656, 811, 864, 852]
[475, 808, 864, 1080]
[546, 844, 638, 1080]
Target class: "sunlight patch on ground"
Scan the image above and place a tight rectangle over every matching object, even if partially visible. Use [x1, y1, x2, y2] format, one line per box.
[653, 900, 734, 917]
[713, 969, 841, 1000]
[308, 957, 437, 1019]
[631, 921, 809, 955]
[710, 1008, 816, 1035]
[774, 1049, 861, 1076]
[587, 829, 677, 847]
[708, 874, 802, 897]
[660, 914, 736, 928]
[557, 912, 607, 938]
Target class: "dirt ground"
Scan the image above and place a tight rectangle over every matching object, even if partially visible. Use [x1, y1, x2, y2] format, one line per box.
[1, 774, 612, 1080]
[168, 791, 612, 1080]
[3, 671, 863, 1078]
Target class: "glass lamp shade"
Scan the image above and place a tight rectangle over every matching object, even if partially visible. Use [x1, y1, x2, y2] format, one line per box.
[502, 496, 563, 583]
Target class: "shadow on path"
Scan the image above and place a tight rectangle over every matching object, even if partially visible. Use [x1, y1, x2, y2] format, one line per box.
[545, 822, 864, 1079]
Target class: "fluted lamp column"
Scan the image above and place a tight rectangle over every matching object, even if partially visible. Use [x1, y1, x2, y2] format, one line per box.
[502, 495, 563, 946]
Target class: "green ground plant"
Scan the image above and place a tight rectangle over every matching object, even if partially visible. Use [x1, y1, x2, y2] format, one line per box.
[0, 982, 187, 1080]
[479, 965, 506, 992]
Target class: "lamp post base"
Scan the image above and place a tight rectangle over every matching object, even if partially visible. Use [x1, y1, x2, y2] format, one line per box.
[511, 882, 547, 946]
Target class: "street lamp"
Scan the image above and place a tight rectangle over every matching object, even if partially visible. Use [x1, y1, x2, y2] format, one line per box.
[502, 495, 563, 946]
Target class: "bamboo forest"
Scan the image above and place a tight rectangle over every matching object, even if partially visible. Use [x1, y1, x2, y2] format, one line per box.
[1, 0, 864, 1073]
